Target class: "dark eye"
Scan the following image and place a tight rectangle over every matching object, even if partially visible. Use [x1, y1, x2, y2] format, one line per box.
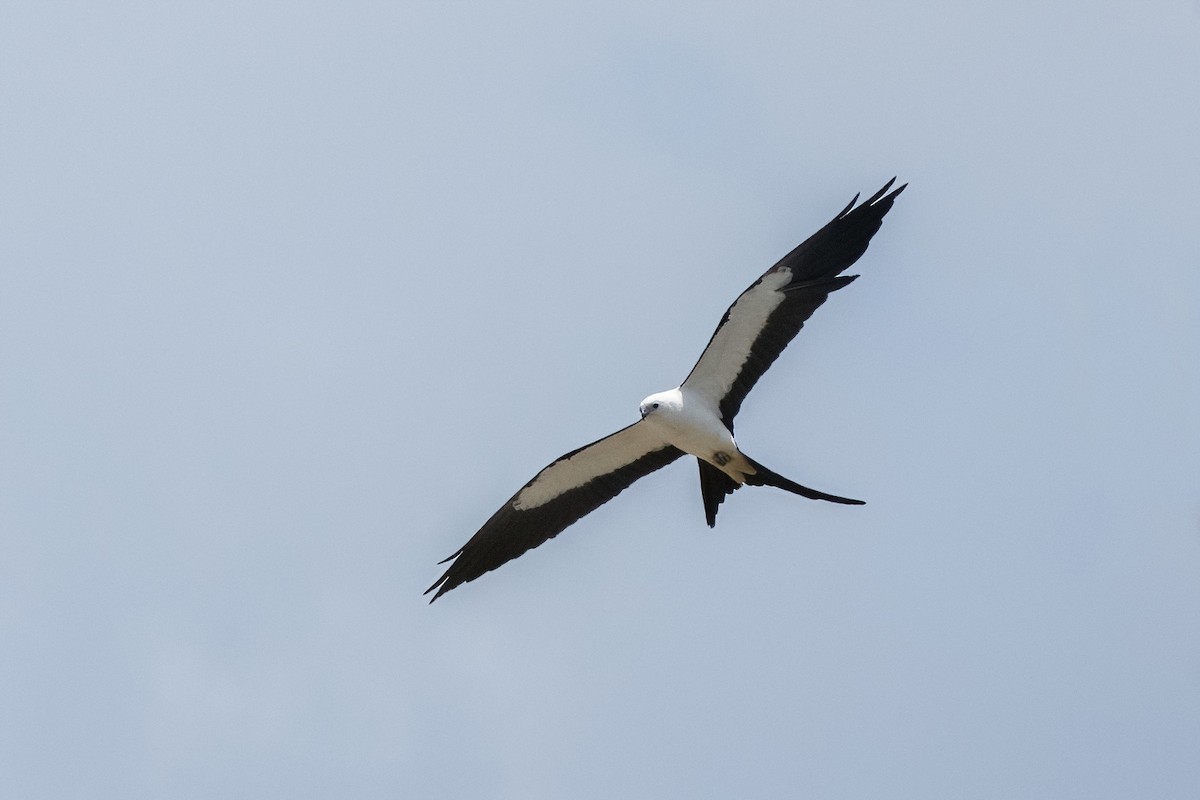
[652, 403, 659, 409]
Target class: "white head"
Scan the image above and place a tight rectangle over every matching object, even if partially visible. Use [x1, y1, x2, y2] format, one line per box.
[639, 389, 679, 420]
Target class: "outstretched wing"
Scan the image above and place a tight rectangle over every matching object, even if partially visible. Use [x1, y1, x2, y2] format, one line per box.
[427, 422, 684, 601]
[682, 179, 906, 429]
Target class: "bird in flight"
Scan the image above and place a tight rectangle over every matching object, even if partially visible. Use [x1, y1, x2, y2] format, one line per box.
[427, 179, 905, 601]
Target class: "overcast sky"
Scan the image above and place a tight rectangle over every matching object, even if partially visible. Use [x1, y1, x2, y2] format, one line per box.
[3, 2, 1199, 798]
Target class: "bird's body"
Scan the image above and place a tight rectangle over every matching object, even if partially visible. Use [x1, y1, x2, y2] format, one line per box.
[427, 179, 906, 601]
[639, 387, 751, 484]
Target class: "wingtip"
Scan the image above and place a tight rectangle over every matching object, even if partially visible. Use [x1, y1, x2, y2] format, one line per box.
[837, 192, 861, 218]
[425, 572, 452, 601]
[841, 178, 906, 216]
[425, 553, 459, 602]
[865, 177, 898, 205]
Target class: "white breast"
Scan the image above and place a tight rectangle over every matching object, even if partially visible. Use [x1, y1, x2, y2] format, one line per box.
[641, 386, 736, 460]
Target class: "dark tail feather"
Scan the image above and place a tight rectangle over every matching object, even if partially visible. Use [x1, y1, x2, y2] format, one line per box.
[743, 456, 865, 506]
[698, 458, 739, 527]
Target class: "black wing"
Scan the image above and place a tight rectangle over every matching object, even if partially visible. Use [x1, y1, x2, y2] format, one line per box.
[427, 422, 684, 601]
[682, 179, 906, 428]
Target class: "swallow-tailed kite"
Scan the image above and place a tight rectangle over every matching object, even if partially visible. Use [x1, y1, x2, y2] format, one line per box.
[427, 179, 905, 601]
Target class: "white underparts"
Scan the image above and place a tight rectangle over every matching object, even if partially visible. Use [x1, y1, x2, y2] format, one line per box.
[640, 386, 751, 482]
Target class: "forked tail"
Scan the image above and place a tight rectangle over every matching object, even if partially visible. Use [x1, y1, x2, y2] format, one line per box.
[742, 455, 865, 506]
[696, 454, 864, 528]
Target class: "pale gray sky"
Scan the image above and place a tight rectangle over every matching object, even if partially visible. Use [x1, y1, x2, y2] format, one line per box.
[3, 2, 1199, 798]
